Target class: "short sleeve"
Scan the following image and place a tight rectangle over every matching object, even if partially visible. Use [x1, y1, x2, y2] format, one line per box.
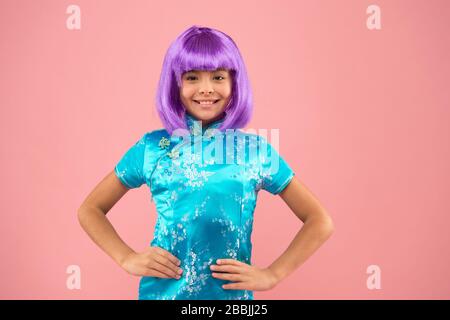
[114, 134, 147, 189]
[259, 137, 295, 195]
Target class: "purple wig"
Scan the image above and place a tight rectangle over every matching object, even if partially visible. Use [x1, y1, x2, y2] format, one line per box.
[155, 25, 253, 135]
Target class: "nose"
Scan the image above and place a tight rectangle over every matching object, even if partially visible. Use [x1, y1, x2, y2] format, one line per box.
[199, 80, 214, 95]
[199, 88, 214, 95]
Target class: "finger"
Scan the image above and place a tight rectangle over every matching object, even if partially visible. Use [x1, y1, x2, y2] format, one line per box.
[210, 265, 241, 274]
[143, 268, 172, 279]
[212, 272, 245, 282]
[151, 259, 182, 278]
[153, 254, 182, 276]
[217, 259, 247, 267]
[154, 247, 181, 266]
[222, 282, 248, 290]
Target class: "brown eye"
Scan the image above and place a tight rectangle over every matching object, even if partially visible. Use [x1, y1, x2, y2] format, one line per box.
[214, 76, 225, 80]
[186, 75, 197, 81]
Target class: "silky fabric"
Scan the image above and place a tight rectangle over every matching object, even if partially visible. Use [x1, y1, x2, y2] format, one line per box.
[114, 113, 295, 300]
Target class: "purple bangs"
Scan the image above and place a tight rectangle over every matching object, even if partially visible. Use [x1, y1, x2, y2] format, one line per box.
[155, 25, 253, 135]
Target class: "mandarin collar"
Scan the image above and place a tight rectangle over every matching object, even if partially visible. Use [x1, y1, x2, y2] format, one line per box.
[160, 113, 226, 159]
[184, 112, 225, 137]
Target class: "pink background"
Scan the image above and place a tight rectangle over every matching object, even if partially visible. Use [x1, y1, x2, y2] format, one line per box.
[1, 0, 449, 299]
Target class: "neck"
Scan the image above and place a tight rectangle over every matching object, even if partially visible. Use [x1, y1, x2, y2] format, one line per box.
[186, 112, 225, 127]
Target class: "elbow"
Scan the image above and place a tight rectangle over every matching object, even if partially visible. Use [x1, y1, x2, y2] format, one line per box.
[77, 205, 86, 224]
[322, 213, 335, 237]
[313, 211, 334, 238]
[77, 204, 105, 223]
[77, 204, 92, 224]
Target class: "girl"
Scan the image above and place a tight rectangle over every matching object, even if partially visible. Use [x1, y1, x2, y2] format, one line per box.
[78, 25, 334, 300]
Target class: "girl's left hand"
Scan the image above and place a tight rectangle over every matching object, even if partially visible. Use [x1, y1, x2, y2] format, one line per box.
[210, 259, 279, 291]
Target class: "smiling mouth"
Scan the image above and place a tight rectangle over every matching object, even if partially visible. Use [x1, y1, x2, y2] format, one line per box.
[193, 99, 221, 105]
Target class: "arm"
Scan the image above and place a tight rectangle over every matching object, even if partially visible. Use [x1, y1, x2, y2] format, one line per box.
[77, 170, 136, 267]
[78, 170, 183, 279]
[210, 176, 334, 291]
[267, 176, 334, 284]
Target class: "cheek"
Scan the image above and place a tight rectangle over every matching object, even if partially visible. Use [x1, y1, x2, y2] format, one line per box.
[222, 86, 232, 99]
[180, 86, 195, 100]
[218, 81, 232, 98]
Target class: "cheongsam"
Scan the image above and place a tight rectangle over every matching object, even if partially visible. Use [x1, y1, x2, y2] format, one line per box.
[114, 113, 295, 300]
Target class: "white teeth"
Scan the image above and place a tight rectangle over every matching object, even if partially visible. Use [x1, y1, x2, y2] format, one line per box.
[195, 100, 218, 105]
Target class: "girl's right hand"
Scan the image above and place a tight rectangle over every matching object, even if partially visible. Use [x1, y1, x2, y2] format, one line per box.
[120, 246, 183, 279]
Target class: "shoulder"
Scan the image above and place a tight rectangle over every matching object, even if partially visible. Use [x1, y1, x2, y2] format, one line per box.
[140, 128, 171, 146]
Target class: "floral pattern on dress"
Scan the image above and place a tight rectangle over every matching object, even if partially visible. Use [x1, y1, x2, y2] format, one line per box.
[115, 112, 295, 300]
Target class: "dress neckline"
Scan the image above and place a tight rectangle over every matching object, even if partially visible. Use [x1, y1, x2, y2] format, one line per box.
[184, 112, 225, 136]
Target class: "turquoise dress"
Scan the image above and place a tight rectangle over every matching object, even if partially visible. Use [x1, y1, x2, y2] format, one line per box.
[114, 113, 295, 300]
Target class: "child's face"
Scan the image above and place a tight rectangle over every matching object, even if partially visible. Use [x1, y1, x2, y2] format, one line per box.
[180, 68, 232, 125]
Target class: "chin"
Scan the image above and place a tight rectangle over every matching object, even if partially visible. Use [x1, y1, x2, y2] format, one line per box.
[190, 106, 224, 118]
